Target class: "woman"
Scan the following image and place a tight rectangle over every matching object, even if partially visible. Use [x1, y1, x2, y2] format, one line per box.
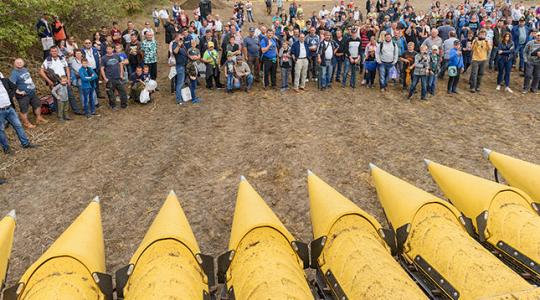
[66, 36, 79, 55]
[69, 49, 84, 107]
[496, 32, 514, 93]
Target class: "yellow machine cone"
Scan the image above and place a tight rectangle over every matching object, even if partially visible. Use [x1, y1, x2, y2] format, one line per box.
[221, 176, 312, 300]
[371, 164, 540, 300]
[307, 171, 427, 299]
[6, 197, 109, 300]
[483, 148, 540, 209]
[120, 191, 209, 300]
[426, 159, 540, 280]
[0, 210, 16, 289]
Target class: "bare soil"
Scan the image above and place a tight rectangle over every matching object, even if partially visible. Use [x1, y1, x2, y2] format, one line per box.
[1, 0, 540, 286]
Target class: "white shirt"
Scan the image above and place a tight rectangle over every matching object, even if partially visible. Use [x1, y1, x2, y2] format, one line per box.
[319, 9, 329, 17]
[323, 41, 333, 59]
[299, 42, 307, 58]
[152, 10, 159, 19]
[83, 48, 97, 69]
[42, 56, 68, 76]
[215, 20, 223, 32]
[0, 80, 10, 108]
[158, 9, 169, 19]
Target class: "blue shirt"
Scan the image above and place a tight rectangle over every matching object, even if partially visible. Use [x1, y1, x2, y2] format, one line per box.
[172, 41, 189, 66]
[260, 37, 277, 59]
[243, 36, 260, 57]
[9, 68, 36, 96]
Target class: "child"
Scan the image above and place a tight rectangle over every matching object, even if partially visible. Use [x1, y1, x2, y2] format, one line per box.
[364, 49, 377, 88]
[52, 76, 71, 121]
[407, 45, 431, 101]
[279, 40, 292, 91]
[399, 42, 417, 89]
[428, 45, 441, 96]
[79, 59, 98, 118]
[224, 52, 236, 93]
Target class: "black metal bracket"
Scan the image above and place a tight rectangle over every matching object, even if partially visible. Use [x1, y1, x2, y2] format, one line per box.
[395, 224, 410, 254]
[312, 269, 335, 300]
[114, 264, 131, 299]
[217, 250, 234, 284]
[379, 228, 397, 256]
[2, 282, 21, 300]
[93, 272, 113, 300]
[532, 203, 540, 217]
[291, 241, 310, 269]
[475, 211, 488, 242]
[197, 253, 216, 288]
[324, 269, 348, 300]
[494, 168, 500, 183]
[310, 236, 326, 269]
[398, 256, 439, 299]
[459, 213, 476, 238]
[227, 287, 235, 300]
[497, 241, 540, 275]
[414, 255, 459, 300]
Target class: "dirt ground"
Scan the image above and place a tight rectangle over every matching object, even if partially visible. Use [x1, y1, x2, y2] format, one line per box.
[1, 0, 540, 286]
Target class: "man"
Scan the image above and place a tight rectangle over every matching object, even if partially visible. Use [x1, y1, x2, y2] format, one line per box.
[82, 39, 103, 99]
[141, 31, 158, 80]
[0, 72, 38, 155]
[126, 34, 143, 76]
[243, 27, 260, 82]
[342, 28, 362, 88]
[260, 29, 278, 88]
[523, 31, 540, 94]
[172, 33, 189, 103]
[39, 46, 82, 115]
[100, 45, 128, 109]
[469, 29, 491, 93]
[512, 17, 531, 71]
[291, 33, 309, 92]
[200, 30, 218, 55]
[319, 5, 330, 18]
[306, 27, 320, 81]
[36, 13, 53, 59]
[234, 56, 254, 91]
[333, 30, 345, 83]
[122, 21, 140, 48]
[376, 32, 399, 92]
[422, 29, 443, 53]
[10, 58, 47, 129]
[317, 31, 336, 90]
[491, 19, 509, 70]
[437, 20, 456, 41]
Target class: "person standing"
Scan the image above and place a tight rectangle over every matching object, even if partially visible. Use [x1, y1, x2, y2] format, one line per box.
[39, 46, 82, 115]
[469, 29, 491, 93]
[317, 31, 336, 90]
[342, 28, 362, 88]
[51, 76, 71, 121]
[9, 58, 48, 129]
[172, 34, 188, 103]
[407, 45, 431, 101]
[79, 59, 99, 117]
[202, 42, 222, 89]
[0, 72, 38, 155]
[306, 27, 320, 82]
[52, 15, 67, 44]
[376, 32, 399, 92]
[260, 29, 278, 89]
[141, 32, 158, 80]
[512, 17, 531, 71]
[152, 8, 161, 34]
[82, 39, 103, 99]
[246, 1, 254, 23]
[292, 33, 309, 92]
[243, 27, 260, 82]
[428, 45, 441, 96]
[333, 30, 345, 83]
[101, 45, 128, 109]
[279, 40, 292, 91]
[447, 40, 464, 94]
[187, 39, 201, 103]
[522, 31, 540, 94]
[36, 13, 53, 59]
[496, 32, 515, 93]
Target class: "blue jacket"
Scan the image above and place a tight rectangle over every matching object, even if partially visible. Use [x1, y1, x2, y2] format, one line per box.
[497, 41, 514, 61]
[511, 25, 531, 46]
[291, 40, 309, 58]
[79, 67, 98, 89]
[448, 48, 464, 68]
[36, 19, 52, 38]
[82, 47, 101, 71]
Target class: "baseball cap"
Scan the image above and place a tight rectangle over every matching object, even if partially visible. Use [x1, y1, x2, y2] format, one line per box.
[208, 41, 214, 47]
[249, 27, 255, 32]
[432, 45, 439, 51]
[519, 16, 526, 22]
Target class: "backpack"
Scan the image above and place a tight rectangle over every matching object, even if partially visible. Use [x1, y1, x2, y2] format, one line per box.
[40, 95, 56, 115]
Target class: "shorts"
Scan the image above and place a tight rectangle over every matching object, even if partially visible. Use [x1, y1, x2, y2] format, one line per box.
[153, 18, 160, 27]
[16, 93, 40, 113]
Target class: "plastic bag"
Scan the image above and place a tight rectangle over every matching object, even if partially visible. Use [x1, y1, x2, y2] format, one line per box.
[181, 87, 192, 102]
[389, 66, 398, 79]
[146, 80, 158, 91]
[140, 89, 151, 104]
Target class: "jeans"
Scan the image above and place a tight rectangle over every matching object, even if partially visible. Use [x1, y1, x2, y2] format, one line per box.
[226, 73, 235, 91]
[447, 73, 461, 93]
[320, 60, 333, 88]
[235, 74, 254, 89]
[524, 62, 540, 93]
[469, 60, 486, 90]
[247, 10, 254, 22]
[175, 65, 186, 103]
[409, 74, 428, 99]
[489, 46, 498, 69]
[262, 57, 277, 87]
[0, 107, 30, 151]
[364, 69, 376, 87]
[497, 57, 512, 87]
[379, 63, 394, 89]
[82, 87, 96, 115]
[106, 79, 128, 108]
[308, 56, 318, 80]
[427, 74, 437, 95]
[333, 57, 344, 81]
[189, 79, 199, 102]
[342, 60, 357, 88]
[281, 67, 290, 89]
[515, 43, 526, 70]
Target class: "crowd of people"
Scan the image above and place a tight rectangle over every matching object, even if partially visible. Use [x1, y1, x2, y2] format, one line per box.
[1, 0, 540, 179]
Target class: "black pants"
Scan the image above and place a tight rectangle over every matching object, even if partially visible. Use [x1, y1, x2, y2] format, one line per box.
[308, 56, 318, 80]
[206, 67, 223, 88]
[263, 57, 277, 87]
[447, 73, 460, 93]
[146, 62, 158, 80]
[106, 79, 128, 108]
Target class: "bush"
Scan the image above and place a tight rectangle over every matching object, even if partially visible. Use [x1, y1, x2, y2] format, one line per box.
[0, 0, 143, 59]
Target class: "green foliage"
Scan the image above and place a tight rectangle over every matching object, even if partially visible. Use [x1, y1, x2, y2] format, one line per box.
[0, 0, 143, 58]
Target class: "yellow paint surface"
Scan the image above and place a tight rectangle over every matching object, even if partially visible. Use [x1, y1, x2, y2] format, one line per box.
[20, 257, 103, 300]
[124, 239, 207, 300]
[320, 214, 427, 299]
[407, 204, 533, 300]
[0, 213, 15, 284]
[227, 227, 312, 300]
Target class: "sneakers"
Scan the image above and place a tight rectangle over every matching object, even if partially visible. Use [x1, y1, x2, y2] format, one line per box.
[496, 85, 501, 91]
[23, 143, 39, 149]
[3, 148, 13, 155]
[0, 178, 6, 185]
[505, 87, 513, 93]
